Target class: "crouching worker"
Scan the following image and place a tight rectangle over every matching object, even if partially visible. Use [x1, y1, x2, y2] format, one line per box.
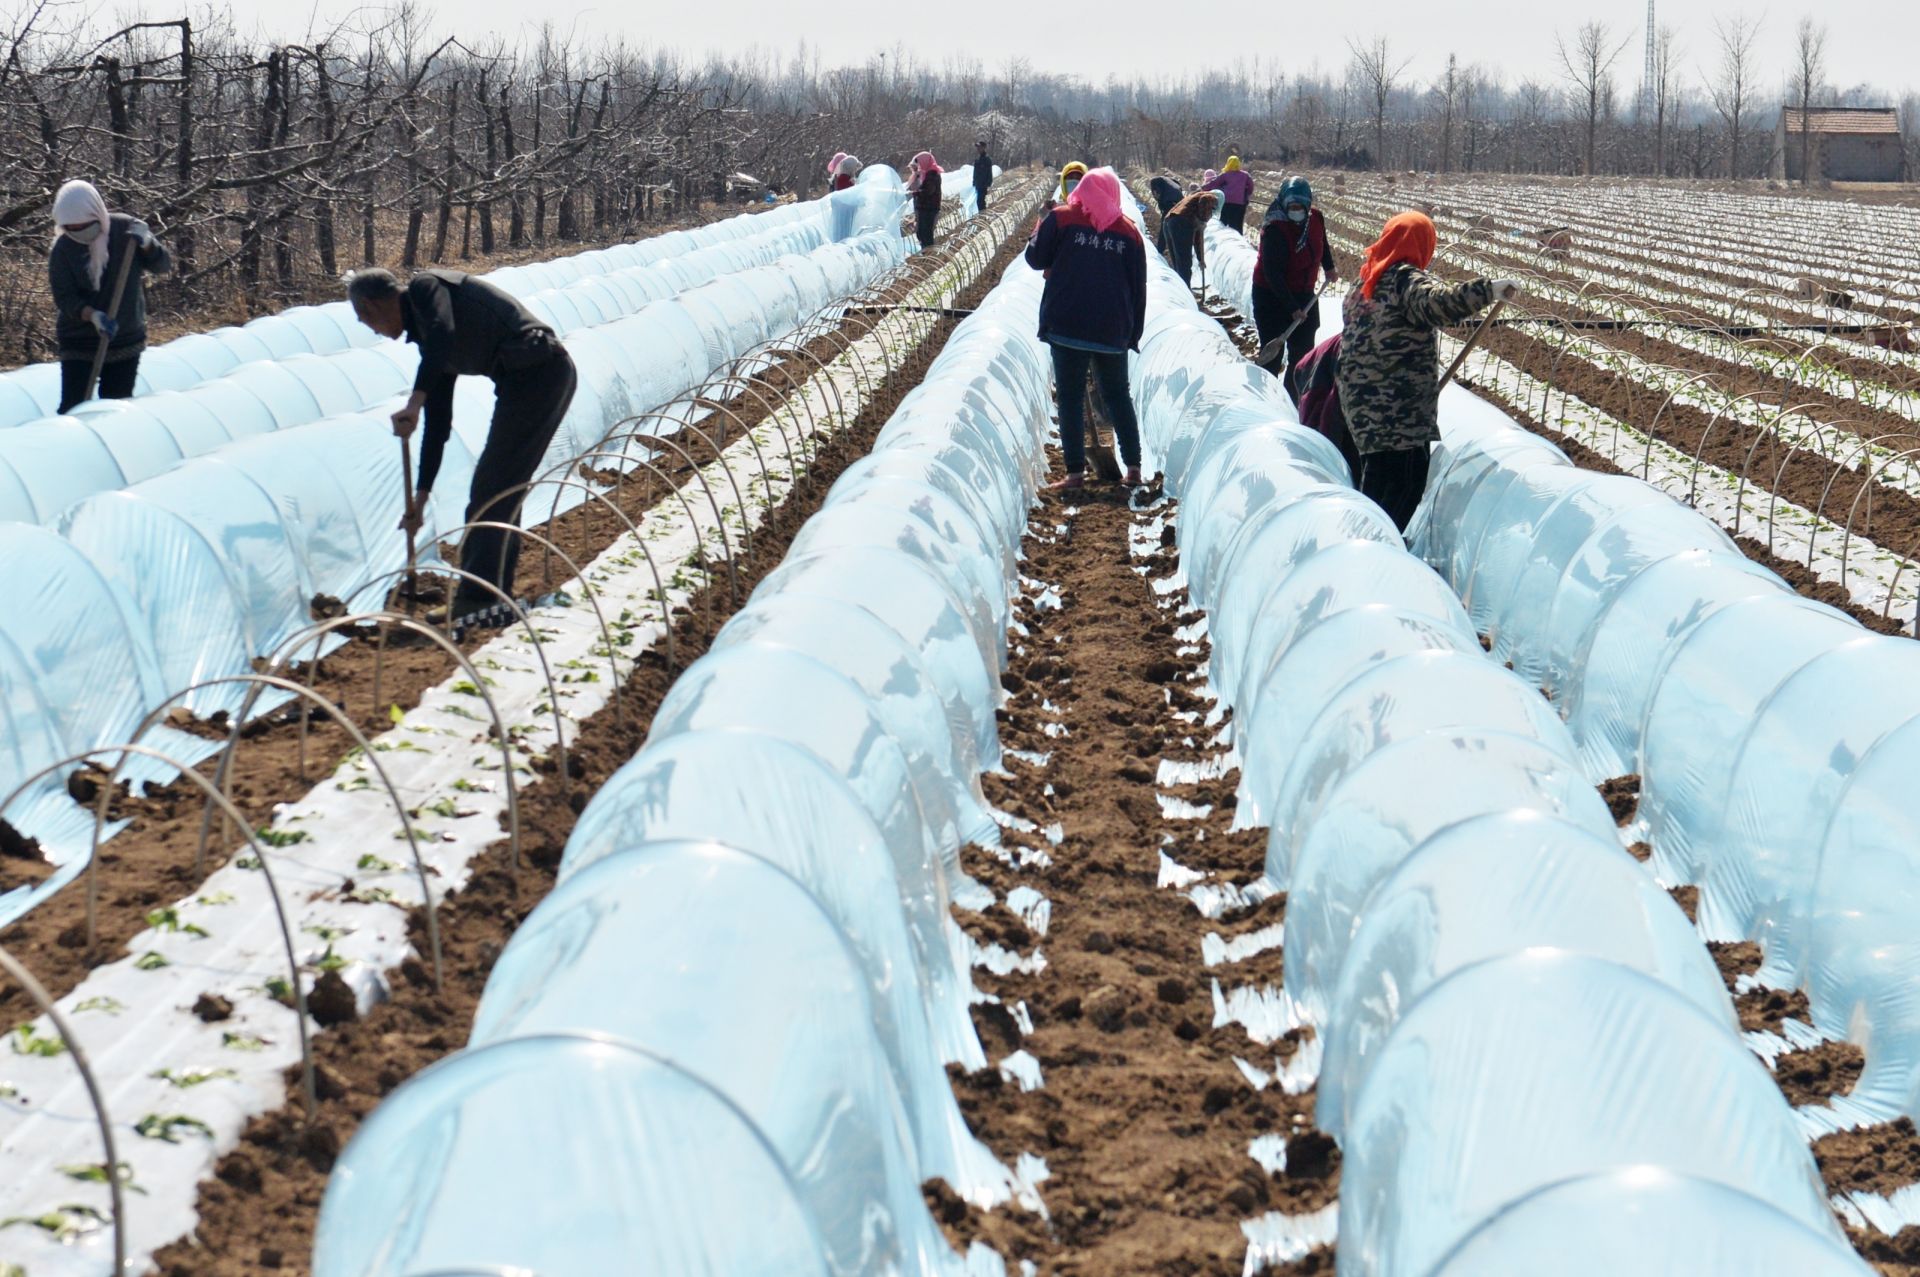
[1338, 211, 1517, 531]
[1025, 167, 1147, 491]
[50, 179, 170, 412]
[346, 267, 578, 632]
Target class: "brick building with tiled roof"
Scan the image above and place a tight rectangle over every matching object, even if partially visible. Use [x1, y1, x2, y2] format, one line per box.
[1774, 106, 1905, 183]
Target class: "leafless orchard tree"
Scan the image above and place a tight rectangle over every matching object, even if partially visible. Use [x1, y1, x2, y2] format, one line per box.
[1710, 12, 1764, 179]
[1555, 20, 1634, 177]
[1347, 36, 1412, 171]
[1791, 16, 1829, 186]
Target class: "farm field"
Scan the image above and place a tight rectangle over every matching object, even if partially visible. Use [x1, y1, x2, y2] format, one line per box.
[6, 140, 1920, 1277]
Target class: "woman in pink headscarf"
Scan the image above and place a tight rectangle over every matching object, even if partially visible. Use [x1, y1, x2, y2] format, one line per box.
[906, 151, 943, 248]
[48, 178, 170, 411]
[1023, 167, 1148, 489]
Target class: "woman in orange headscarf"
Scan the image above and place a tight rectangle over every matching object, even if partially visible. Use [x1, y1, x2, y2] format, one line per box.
[1336, 210, 1518, 530]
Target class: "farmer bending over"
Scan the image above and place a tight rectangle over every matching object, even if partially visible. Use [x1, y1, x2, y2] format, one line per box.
[346, 267, 578, 631]
[49, 179, 170, 412]
[1338, 211, 1517, 531]
[1161, 189, 1218, 288]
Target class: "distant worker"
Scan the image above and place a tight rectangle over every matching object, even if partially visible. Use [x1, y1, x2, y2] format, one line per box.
[49, 179, 170, 412]
[1253, 176, 1339, 397]
[827, 151, 846, 187]
[907, 151, 943, 248]
[973, 140, 994, 211]
[1338, 211, 1518, 531]
[832, 154, 862, 192]
[346, 268, 578, 632]
[1058, 161, 1088, 203]
[1026, 167, 1146, 490]
[1148, 173, 1183, 252]
[1161, 189, 1218, 287]
[1204, 156, 1255, 232]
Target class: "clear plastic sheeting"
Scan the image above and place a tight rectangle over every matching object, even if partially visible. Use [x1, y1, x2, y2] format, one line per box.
[318, 247, 1055, 1271]
[312, 1034, 833, 1277]
[466, 843, 955, 1277]
[1428, 1168, 1875, 1276]
[1315, 811, 1732, 1139]
[1339, 952, 1840, 1277]
[1278, 731, 1615, 1025]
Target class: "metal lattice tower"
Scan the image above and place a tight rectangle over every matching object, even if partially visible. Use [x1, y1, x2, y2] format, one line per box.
[1642, 0, 1658, 115]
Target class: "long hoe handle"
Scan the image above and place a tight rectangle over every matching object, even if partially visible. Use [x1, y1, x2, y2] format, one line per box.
[84, 235, 140, 404]
[1256, 279, 1333, 368]
[398, 433, 419, 615]
[1439, 298, 1507, 392]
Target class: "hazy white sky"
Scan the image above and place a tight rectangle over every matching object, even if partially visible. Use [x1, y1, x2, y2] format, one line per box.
[218, 0, 1920, 99]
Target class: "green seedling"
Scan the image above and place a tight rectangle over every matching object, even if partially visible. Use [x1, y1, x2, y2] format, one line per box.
[232, 855, 262, 870]
[356, 854, 397, 873]
[72, 996, 124, 1016]
[133, 953, 169, 971]
[134, 1113, 214, 1143]
[145, 907, 210, 938]
[220, 1031, 266, 1052]
[150, 1066, 237, 1089]
[59, 1161, 147, 1194]
[197, 890, 236, 906]
[253, 827, 311, 849]
[1, 1204, 108, 1241]
[8, 1025, 65, 1057]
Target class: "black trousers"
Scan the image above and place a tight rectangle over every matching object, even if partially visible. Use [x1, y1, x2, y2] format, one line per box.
[1050, 344, 1142, 473]
[58, 353, 139, 413]
[1163, 215, 1196, 284]
[1359, 446, 1431, 532]
[457, 351, 578, 609]
[1220, 202, 1248, 233]
[915, 208, 938, 248]
[974, 185, 989, 211]
[1251, 288, 1320, 400]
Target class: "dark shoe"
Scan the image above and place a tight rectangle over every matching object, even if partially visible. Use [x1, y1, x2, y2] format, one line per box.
[1123, 466, 1143, 487]
[1045, 472, 1086, 492]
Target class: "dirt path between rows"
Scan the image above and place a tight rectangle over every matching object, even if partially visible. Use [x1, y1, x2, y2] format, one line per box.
[930, 473, 1335, 1274]
[142, 213, 1043, 1277]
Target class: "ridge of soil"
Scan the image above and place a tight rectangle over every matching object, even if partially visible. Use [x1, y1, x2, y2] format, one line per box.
[144, 211, 1040, 1277]
[928, 477, 1335, 1274]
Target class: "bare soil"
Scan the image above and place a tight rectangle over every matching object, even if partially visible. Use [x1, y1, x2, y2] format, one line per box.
[928, 476, 1334, 1274]
[143, 212, 1040, 1276]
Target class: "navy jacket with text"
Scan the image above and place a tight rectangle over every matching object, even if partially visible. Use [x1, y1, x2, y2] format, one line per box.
[1024, 205, 1148, 353]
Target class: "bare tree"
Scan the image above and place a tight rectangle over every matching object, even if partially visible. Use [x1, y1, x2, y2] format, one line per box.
[1791, 16, 1829, 186]
[1653, 24, 1681, 176]
[1710, 12, 1764, 179]
[1347, 36, 1410, 170]
[1555, 20, 1633, 176]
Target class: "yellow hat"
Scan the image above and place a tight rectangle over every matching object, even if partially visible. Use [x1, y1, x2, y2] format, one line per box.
[1061, 161, 1088, 179]
[1224, 155, 1243, 172]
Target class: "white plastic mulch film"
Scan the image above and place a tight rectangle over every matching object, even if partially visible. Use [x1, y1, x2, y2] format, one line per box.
[1127, 184, 1865, 1273]
[311, 244, 1055, 1274]
[0, 183, 927, 923]
[1418, 369, 1920, 1142]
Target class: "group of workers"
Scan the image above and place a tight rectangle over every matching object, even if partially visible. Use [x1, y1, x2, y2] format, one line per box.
[42, 150, 1511, 636]
[1027, 158, 1519, 526]
[826, 142, 996, 248]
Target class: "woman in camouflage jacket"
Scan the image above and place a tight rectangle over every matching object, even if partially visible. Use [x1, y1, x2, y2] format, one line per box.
[1338, 210, 1516, 530]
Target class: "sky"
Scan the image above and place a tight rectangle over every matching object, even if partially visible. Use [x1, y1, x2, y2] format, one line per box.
[217, 0, 1920, 101]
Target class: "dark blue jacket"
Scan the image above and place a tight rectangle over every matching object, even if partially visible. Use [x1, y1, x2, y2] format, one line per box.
[1025, 205, 1148, 353]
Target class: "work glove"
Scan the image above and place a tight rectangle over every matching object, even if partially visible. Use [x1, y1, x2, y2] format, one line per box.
[128, 219, 156, 249]
[87, 310, 118, 340]
[1491, 279, 1522, 302]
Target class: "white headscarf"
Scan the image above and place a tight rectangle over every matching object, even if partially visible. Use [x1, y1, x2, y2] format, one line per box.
[53, 180, 111, 289]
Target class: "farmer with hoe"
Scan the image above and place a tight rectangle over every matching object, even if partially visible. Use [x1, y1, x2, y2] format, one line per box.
[49, 179, 171, 413]
[1025, 166, 1147, 491]
[1338, 210, 1518, 531]
[1148, 173, 1183, 252]
[1253, 176, 1338, 398]
[907, 151, 943, 248]
[1203, 156, 1255, 232]
[973, 140, 994, 210]
[346, 267, 578, 633]
[1161, 188, 1219, 288]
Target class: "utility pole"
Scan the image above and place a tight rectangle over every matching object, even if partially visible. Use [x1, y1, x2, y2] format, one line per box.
[1641, 0, 1657, 117]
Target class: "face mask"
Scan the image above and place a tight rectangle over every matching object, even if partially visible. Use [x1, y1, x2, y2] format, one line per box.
[1287, 208, 1308, 224]
[1064, 179, 1080, 195]
[65, 222, 103, 245]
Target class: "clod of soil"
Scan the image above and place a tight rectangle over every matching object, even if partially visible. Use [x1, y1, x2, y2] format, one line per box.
[193, 992, 233, 1023]
[1772, 1040, 1865, 1108]
[1599, 774, 1640, 826]
[1817, 1118, 1920, 1198]
[305, 970, 359, 1027]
